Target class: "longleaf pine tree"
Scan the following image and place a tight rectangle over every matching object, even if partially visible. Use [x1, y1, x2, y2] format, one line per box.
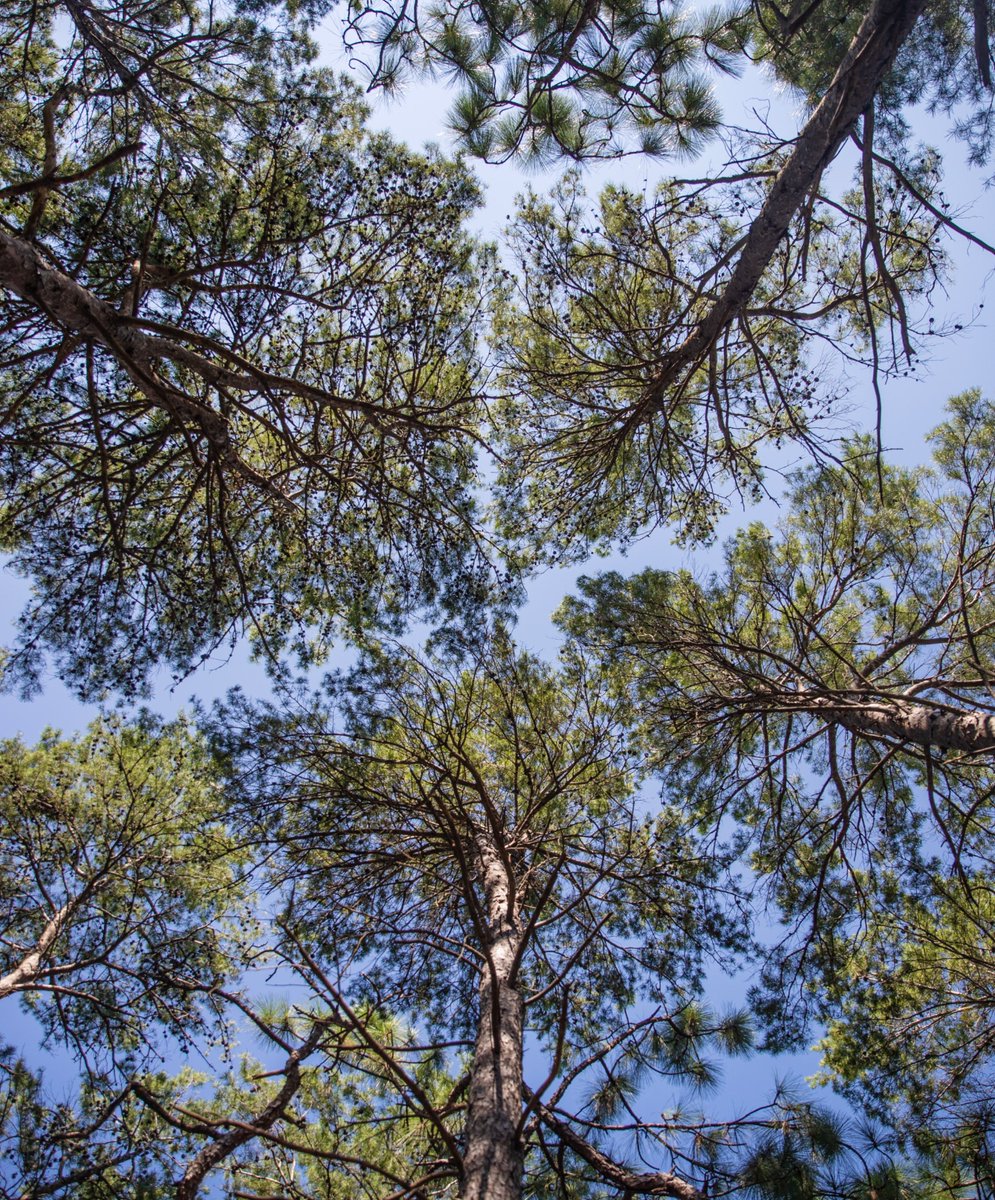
[3, 0, 995, 1197]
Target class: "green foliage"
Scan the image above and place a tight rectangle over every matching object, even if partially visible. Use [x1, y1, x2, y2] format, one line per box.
[815, 880, 995, 1161]
[1, 1, 994, 1196]
[493, 160, 942, 561]
[0, 1051, 180, 1199]
[207, 638, 756, 1193]
[345, 0, 748, 163]
[557, 391, 995, 1180]
[558, 390, 995, 869]
[221, 640, 731, 1036]
[343, 0, 995, 166]
[0, 0, 496, 698]
[137, 1041, 461, 1199]
[0, 717, 250, 1064]
[2, 637, 979, 1197]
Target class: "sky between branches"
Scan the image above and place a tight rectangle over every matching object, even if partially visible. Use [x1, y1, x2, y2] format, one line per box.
[2, 9, 992, 731]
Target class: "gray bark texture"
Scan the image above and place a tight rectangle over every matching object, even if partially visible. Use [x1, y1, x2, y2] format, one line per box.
[0, 228, 239, 449]
[805, 695, 995, 754]
[0, 227, 403, 499]
[462, 835, 524, 1200]
[642, 0, 928, 412]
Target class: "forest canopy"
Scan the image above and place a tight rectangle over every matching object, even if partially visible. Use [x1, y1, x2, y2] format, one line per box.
[2, 0, 995, 1197]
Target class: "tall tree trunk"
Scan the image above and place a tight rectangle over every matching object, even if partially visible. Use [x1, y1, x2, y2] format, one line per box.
[462, 835, 524, 1200]
[642, 0, 928, 413]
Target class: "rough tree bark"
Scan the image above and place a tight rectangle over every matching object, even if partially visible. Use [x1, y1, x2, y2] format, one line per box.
[462, 833, 524, 1200]
[0, 229, 269, 482]
[802, 694, 995, 755]
[641, 0, 928, 414]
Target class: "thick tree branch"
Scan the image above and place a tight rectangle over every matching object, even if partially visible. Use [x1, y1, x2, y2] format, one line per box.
[24, 92, 62, 238]
[17, 1150, 135, 1198]
[799, 692, 995, 755]
[0, 226, 434, 501]
[0, 903, 72, 1000]
[462, 831, 524, 1200]
[974, 0, 992, 87]
[0, 227, 286, 492]
[530, 1092, 702, 1200]
[172, 1023, 324, 1200]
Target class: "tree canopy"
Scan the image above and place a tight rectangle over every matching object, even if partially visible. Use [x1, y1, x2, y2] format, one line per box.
[0, 0, 495, 697]
[0, 645, 916, 1199]
[3, 0, 995, 1197]
[557, 392, 995, 1173]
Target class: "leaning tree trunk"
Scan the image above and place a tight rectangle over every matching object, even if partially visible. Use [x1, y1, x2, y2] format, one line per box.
[0, 901, 71, 1000]
[642, 0, 928, 413]
[462, 834, 524, 1200]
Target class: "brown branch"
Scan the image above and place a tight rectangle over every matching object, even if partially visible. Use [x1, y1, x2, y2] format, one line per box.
[864, 144, 995, 256]
[1, 142, 143, 204]
[517, 985, 570, 1138]
[0, 226, 285, 494]
[528, 1090, 702, 1200]
[858, 103, 912, 359]
[24, 92, 62, 238]
[280, 927, 464, 1166]
[0, 226, 436, 501]
[974, 0, 992, 87]
[17, 1150, 135, 1198]
[173, 1023, 325, 1200]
